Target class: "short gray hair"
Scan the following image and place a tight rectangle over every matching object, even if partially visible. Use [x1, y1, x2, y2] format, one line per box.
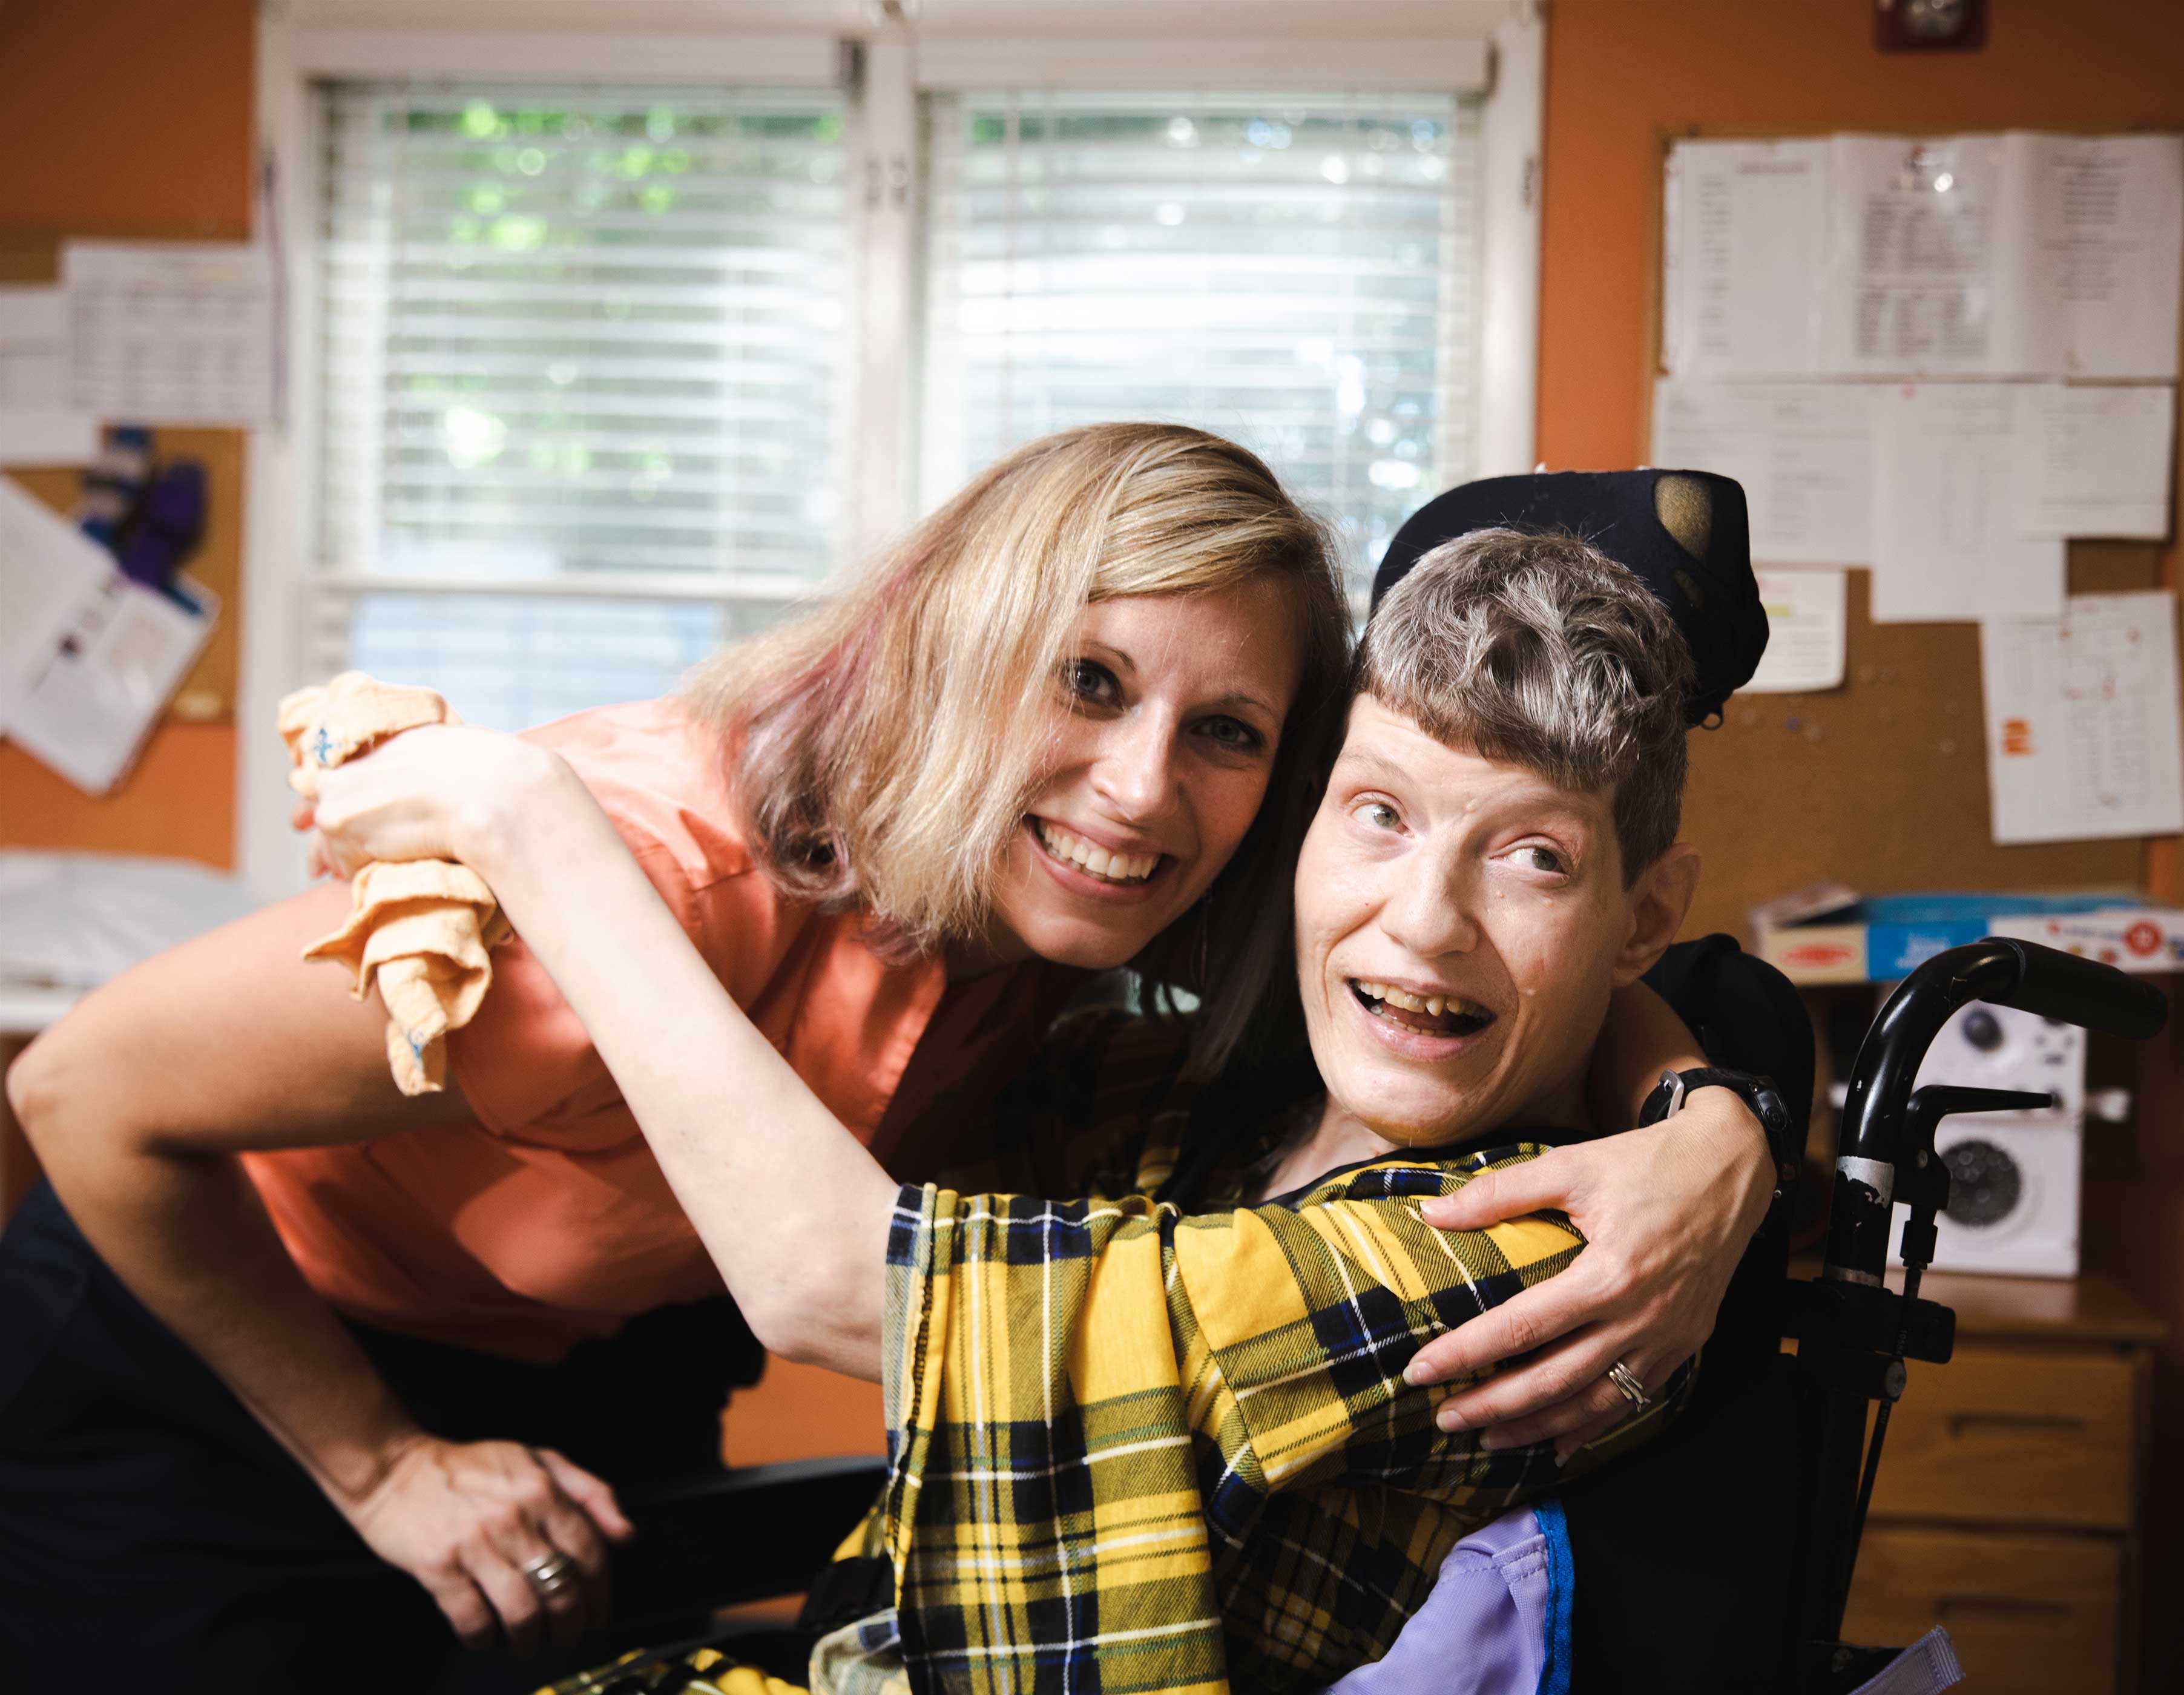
[1353, 527, 1693, 877]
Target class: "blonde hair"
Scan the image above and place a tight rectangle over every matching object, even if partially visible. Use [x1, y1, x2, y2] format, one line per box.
[1356, 528, 1693, 877]
[685, 423, 1350, 1071]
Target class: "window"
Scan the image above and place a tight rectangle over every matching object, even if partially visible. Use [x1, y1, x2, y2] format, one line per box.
[920, 90, 1481, 595]
[289, 39, 1515, 766]
[314, 81, 853, 729]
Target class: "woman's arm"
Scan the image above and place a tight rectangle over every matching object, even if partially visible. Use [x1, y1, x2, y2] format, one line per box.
[309, 726, 900, 1378]
[7, 882, 631, 1656]
[1402, 978, 1775, 1456]
[306, 727, 1775, 1449]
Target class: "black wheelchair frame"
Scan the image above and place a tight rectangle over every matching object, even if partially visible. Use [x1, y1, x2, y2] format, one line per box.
[602, 937, 2168, 1694]
[1785, 938, 2166, 1692]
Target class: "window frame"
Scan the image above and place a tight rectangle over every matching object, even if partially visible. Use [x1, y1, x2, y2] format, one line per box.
[240, 5, 1541, 900]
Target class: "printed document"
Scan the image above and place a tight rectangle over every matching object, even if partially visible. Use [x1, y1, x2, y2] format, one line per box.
[0, 286, 98, 465]
[1870, 384, 2065, 623]
[1822, 134, 2021, 378]
[1662, 139, 1830, 378]
[1651, 379, 1877, 564]
[1663, 131, 2183, 380]
[2013, 384, 2176, 539]
[0, 475, 113, 730]
[7, 574, 217, 795]
[1745, 568, 1847, 694]
[63, 242, 275, 426]
[2023, 134, 2184, 380]
[1981, 591, 2184, 844]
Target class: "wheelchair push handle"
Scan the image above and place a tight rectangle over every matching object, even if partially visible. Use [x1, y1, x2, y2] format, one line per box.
[1987, 938, 2167, 1040]
[1824, 940, 2166, 1288]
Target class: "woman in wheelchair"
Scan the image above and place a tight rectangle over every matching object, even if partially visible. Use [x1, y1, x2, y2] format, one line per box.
[303, 508, 1780, 1692]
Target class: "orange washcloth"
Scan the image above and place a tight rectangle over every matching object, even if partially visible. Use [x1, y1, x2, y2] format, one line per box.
[278, 672, 511, 1095]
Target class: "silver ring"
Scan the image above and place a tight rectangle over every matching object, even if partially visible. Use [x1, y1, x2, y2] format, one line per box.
[1605, 1359, 1651, 1413]
[521, 1552, 577, 1598]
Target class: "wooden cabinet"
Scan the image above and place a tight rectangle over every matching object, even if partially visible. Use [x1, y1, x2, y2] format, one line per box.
[1838, 1271, 2162, 1695]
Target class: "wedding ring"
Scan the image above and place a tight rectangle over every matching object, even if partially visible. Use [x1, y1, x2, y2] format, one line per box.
[1605, 1358, 1651, 1413]
[521, 1551, 577, 1599]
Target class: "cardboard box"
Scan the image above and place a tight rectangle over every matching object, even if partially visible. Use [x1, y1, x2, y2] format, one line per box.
[1749, 887, 2184, 984]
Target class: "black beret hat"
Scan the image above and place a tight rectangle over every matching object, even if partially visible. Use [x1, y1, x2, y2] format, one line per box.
[1370, 469, 1768, 725]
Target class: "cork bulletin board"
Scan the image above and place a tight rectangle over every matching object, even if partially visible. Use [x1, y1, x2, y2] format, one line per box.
[1640, 133, 2184, 944]
[1, 231, 243, 725]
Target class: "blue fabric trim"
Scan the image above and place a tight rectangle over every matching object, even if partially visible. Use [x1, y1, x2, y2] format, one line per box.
[1535, 1496, 1575, 1695]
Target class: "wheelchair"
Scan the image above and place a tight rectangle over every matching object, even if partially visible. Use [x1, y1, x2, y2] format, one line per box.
[598, 936, 2167, 1694]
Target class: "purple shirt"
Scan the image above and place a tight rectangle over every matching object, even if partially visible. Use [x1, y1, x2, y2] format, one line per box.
[1324, 1501, 1571, 1695]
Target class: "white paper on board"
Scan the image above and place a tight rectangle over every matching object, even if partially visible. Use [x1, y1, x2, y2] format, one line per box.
[62, 242, 274, 427]
[0, 475, 114, 731]
[1870, 383, 2066, 623]
[1822, 134, 2015, 378]
[0, 286, 99, 465]
[1662, 139, 1830, 378]
[2014, 384, 2176, 539]
[1662, 131, 2183, 383]
[1650, 379, 1877, 565]
[1744, 568, 1847, 694]
[1980, 591, 2184, 845]
[6, 574, 219, 797]
[0, 410, 99, 468]
[2021, 133, 2184, 381]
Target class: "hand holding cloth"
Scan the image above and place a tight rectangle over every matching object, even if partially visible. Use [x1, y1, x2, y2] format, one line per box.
[277, 671, 511, 1094]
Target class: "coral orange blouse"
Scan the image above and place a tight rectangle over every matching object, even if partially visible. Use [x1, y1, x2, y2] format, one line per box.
[241, 697, 1083, 1364]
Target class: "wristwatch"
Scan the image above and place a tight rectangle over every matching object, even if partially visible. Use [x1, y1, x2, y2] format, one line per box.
[1641, 1066, 1802, 1194]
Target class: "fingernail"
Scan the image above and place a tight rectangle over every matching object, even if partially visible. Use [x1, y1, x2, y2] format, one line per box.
[1553, 1447, 1573, 1469]
[1437, 1407, 1468, 1433]
[1479, 1432, 1509, 1451]
[1403, 1361, 1433, 1388]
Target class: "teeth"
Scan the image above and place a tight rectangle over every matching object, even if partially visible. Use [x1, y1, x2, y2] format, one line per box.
[1355, 981, 1481, 1021]
[1036, 821, 1157, 883]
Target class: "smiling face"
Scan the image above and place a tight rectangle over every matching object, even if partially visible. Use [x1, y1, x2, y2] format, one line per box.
[975, 577, 1305, 972]
[1294, 693, 1696, 1148]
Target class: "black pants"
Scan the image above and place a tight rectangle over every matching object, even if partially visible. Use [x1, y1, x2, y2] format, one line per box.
[0, 1181, 763, 1695]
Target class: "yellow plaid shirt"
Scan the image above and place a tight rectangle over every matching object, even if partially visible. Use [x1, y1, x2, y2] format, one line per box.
[550, 1011, 1689, 1695]
[867, 1011, 1688, 1695]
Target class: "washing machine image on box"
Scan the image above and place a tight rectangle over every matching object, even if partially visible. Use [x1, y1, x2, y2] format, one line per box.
[1884, 999, 2087, 1278]
[1895, 1115, 2082, 1278]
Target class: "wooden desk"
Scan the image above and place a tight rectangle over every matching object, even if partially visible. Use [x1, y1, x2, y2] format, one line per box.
[1828, 1269, 2164, 1695]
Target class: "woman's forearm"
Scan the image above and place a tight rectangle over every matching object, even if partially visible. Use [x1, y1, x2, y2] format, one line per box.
[467, 763, 896, 1378]
[12, 883, 654, 1648]
[36, 1127, 427, 1497]
[7, 904, 451, 1503]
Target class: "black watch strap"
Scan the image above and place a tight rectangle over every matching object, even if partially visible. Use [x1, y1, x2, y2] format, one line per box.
[1642, 1065, 1801, 1185]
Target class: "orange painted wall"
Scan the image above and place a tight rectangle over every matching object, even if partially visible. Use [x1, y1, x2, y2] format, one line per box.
[0, 0, 254, 866]
[1534, 7, 2184, 1690]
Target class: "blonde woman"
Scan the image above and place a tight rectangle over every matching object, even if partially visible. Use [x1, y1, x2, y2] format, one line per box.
[3, 427, 1759, 1691]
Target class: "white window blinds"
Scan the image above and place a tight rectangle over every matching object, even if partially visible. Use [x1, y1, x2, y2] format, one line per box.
[920, 90, 1481, 596]
[314, 82, 852, 730]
